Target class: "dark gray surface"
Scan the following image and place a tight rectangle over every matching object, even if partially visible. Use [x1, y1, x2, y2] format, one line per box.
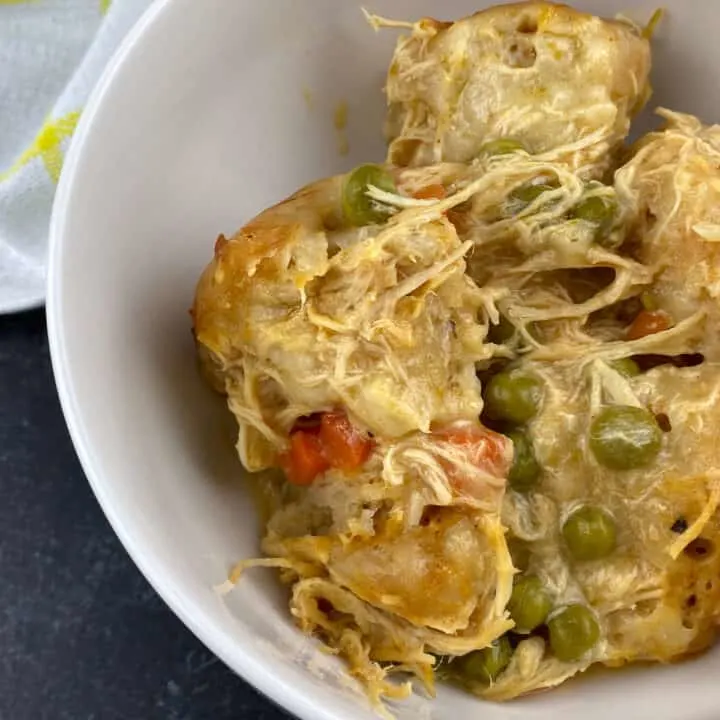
[0, 309, 292, 720]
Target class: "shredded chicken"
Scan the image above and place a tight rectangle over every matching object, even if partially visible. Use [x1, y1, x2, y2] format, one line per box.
[616, 109, 720, 358]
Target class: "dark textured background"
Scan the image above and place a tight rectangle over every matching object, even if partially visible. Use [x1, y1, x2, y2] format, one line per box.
[0, 309, 291, 720]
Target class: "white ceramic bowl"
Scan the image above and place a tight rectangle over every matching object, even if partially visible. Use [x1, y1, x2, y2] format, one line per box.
[47, 1, 720, 718]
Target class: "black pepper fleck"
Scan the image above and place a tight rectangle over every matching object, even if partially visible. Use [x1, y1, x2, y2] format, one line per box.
[671, 517, 688, 534]
[655, 412, 672, 433]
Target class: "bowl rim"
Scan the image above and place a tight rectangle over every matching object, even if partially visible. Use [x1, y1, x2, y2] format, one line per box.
[45, 2, 341, 718]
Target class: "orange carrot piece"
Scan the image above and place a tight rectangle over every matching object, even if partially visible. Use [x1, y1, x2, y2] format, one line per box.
[281, 431, 330, 486]
[436, 424, 512, 479]
[319, 412, 372, 471]
[413, 184, 447, 201]
[626, 310, 672, 341]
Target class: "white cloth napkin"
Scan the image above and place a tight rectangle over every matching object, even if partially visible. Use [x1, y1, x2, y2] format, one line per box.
[0, 0, 152, 314]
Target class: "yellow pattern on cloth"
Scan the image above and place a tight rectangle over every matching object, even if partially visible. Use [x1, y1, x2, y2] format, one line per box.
[0, 0, 152, 313]
[0, 111, 81, 184]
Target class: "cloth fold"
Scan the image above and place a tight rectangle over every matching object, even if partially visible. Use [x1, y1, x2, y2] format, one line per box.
[0, 0, 152, 314]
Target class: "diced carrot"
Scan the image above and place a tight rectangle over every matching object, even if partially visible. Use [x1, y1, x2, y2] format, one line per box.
[434, 423, 512, 502]
[320, 412, 373, 471]
[626, 309, 672, 341]
[413, 184, 447, 201]
[280, 431, 330, 486]
[436, 424, 512, 480]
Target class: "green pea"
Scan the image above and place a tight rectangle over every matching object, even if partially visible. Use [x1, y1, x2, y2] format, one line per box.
[508, 575, 552, 632]
[342, 164, 396, 226]
[562, 506, 617, 561]
[484, 370, 544, 425]
[459, 636, 513, 684]
[589, 405, 662, 470]
[548, 605, 600, 662]
[570, 195, 617, 233]
[488, 314, 515, 344]
[641, 291, 659, 311]
[508, 430, 541, 491]
[570, 194, 618, 247]
[508, 540, 531, 572]
[480, 138, 526, 157]
[610, 358, 640, 378]
[509, 182, 556, 209]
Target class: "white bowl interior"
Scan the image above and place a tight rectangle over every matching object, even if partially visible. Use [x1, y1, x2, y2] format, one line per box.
[48, 1, 720, 718]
